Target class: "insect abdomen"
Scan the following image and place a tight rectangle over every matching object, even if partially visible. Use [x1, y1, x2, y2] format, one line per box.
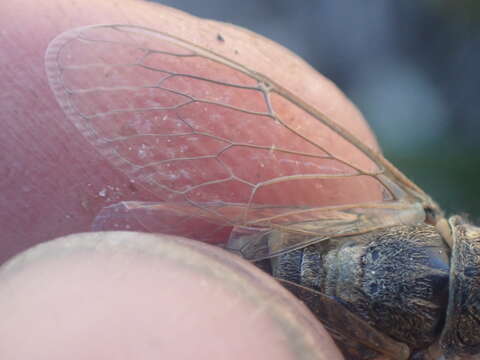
[271, 224, 450, 352]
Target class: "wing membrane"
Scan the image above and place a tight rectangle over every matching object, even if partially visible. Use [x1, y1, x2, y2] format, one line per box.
[45, 24, 435, 257]
[279, 279, 411, 359]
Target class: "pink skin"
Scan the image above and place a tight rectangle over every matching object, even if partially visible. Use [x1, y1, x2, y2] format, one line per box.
[0, 232, 343, 359]
[0, 0, 381, 358]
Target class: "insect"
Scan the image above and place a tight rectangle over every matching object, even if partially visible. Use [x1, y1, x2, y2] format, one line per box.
[45, 24, 480, 360]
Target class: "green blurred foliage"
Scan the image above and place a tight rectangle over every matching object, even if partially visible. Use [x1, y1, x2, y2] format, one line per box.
[431, 0, 480, 23]
[386, 142, 480, 223]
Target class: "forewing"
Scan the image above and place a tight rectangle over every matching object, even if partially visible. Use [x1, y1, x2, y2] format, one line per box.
[45, 24, 427, 254]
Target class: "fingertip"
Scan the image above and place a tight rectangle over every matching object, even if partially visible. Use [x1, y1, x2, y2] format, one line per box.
[0, 231, 342, 360]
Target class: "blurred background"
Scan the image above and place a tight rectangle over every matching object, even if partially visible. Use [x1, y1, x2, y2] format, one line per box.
[154, 0, 480, 221]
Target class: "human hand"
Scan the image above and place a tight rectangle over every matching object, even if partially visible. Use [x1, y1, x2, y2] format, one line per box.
[0, 1, 380, 358]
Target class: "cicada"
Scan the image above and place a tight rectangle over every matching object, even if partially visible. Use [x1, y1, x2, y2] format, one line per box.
[45, 24, 480, 360]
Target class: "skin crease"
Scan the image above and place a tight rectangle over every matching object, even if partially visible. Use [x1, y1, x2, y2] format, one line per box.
[0, 0, 383, 358]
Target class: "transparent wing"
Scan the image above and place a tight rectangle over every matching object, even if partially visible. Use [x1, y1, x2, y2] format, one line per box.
[45, 24, 435, 258]
[279, 279, 411, 360]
